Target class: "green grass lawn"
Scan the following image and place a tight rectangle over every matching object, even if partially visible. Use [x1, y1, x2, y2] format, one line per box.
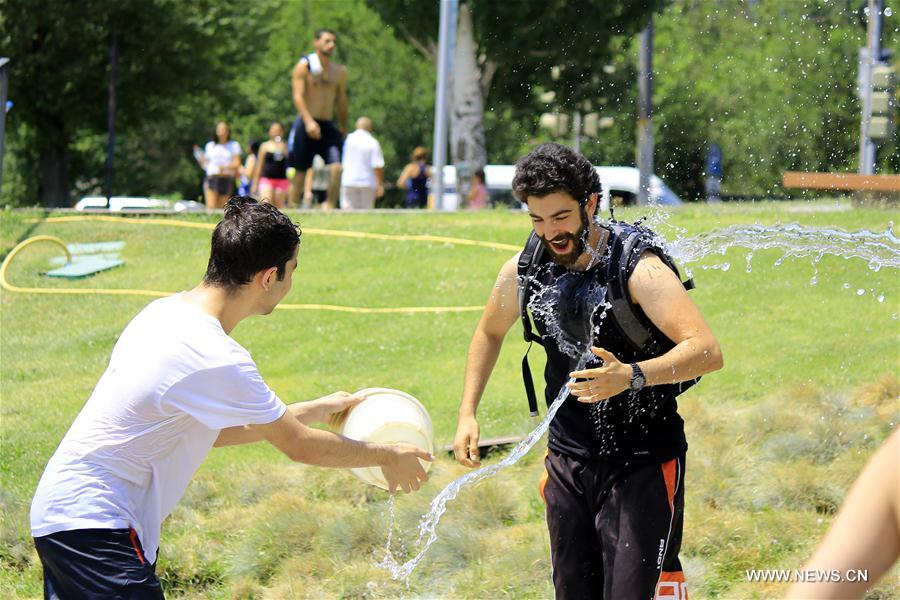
[1, 201, 898, 598]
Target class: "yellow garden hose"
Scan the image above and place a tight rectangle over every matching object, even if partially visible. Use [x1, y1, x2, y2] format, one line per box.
[1, 216, 514, 314]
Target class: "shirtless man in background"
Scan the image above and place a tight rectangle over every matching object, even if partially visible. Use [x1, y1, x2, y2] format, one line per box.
[288, 29, 348, 210]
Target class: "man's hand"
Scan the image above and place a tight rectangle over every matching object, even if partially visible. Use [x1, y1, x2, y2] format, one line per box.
[306, 390, 366, 428]
[452, 415, 482, 467]
[305, 120, 322, 140]
[566, 347, 632, 403]
[375, 184, 385, 199]
[381, 443, 433, 493]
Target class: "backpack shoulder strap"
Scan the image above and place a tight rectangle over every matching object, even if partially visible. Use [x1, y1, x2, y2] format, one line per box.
[604, 222, 696, 352]
[518, 231, 545, 417]
[518, 231, 545, 345]
[605, 226, 653, 351]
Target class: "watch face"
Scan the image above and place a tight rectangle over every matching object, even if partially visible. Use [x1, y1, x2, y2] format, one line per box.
[631, 365, 646, 391]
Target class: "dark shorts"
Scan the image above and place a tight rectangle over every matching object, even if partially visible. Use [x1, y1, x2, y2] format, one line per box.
[540, 450, 687, 600]
[34, 528, 164, 599]
[288, 116, 343, 172]
[405, 191, 428, 209]
[204, 175, 235, 196]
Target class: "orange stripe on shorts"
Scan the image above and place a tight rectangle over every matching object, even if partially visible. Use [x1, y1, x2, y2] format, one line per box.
[655, 570, 687, 599]
[661, 458, 677, 512]
[129, 528, 146, 565]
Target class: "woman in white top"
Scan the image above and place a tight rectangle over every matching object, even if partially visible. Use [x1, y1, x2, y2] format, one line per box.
[194, 121, 242, 209]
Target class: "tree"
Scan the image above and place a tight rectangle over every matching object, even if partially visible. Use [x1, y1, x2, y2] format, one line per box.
[647, 0, 897, 198]
[1, 0, 277, 206]
[365, 0, 665, 191]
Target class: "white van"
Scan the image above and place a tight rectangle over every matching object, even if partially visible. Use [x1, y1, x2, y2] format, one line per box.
[441, 164, 682, 210]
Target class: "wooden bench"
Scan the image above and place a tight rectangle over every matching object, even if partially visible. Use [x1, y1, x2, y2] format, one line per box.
[783, 171, 900, 192]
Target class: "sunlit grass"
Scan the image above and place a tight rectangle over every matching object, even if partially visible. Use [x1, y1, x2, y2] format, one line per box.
[1, 202, 898, 598]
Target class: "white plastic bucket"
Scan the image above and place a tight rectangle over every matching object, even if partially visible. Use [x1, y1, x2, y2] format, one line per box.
[341, 388, 434, 490]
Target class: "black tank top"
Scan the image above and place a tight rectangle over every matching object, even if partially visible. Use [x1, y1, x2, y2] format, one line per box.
[261, 146, 287, 179]
[525, 224, 689, 463]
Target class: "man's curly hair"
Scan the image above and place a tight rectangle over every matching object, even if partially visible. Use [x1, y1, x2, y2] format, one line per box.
[511, 143, 602, 206]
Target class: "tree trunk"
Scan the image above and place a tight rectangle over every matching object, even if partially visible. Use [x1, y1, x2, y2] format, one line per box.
[39, 143, 71, 207]
[450, 3, 486, 207]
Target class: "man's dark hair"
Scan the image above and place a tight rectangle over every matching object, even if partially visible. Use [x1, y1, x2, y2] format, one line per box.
[315, 28, 336, 40]
[203, 196, 301, 290]
[511, 143, 602, 206]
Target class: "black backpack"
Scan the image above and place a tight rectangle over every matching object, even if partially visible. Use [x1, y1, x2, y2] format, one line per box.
[517, 220, 695, 416]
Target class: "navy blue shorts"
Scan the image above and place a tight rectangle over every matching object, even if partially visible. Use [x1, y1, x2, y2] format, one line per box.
[34, 528, 164, 599]
[288, 116, 343, 172]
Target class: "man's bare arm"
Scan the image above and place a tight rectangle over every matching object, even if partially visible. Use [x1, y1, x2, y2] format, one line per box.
[336, 66, 348, 135]
[214, 392, 364, 448]
[628, 251, 723, 385]
[453, 254, 521, 466]
[787, 428, 900, 599]
[374, 167, 384, 198]
[252, 411, 431, 493]
[291, 60, 314, 123]
[569, 251, 723, 402]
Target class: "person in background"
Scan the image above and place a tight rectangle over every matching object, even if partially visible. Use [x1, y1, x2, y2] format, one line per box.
[467, 169, 488, 210]
[30, 197, 431, 599]
[252, 122, 291, 209]
[238, 139, 261, 197]
[194, 121, 242, 209]
[786, 427, 899, 599]
[287, 29, 347, 210]
[339, 116, 384, 210]
[397, 146, 431, 209]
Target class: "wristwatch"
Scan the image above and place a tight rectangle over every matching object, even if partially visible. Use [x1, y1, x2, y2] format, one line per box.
[629, 363, 646, 392]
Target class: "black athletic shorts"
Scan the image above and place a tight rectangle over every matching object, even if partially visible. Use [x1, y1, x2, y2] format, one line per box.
[539, 449, 687, 600]
[34, 528, 164, 599]
[288, 116, 343, 171]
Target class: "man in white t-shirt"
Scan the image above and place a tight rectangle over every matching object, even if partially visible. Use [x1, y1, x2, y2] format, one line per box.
[30, 197, 431, 599]
[340, 116, 385, 210]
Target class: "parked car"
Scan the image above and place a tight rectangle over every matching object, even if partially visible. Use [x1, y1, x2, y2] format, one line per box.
[595, 166, 683, 208]
[440, 164, 682, 210]
[439, 164, 517, 209]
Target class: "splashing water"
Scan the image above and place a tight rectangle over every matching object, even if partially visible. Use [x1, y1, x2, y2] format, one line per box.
[669, 222, 900, 274]
[376, 219, 900, 582]
[378, 356, 588, 582]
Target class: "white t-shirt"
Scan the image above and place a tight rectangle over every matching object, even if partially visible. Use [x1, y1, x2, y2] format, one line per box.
[204, 140, 241, 177]
[341, 129, 385, 188]
[30, 295, 286, 563]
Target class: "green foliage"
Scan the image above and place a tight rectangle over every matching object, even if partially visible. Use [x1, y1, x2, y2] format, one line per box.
[626, 0, 898, 198]
[0, 0, 282, 206]
[4, 0, 896, 208]
[366, 0, 665, 110]
[0, 0, 434, 207]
